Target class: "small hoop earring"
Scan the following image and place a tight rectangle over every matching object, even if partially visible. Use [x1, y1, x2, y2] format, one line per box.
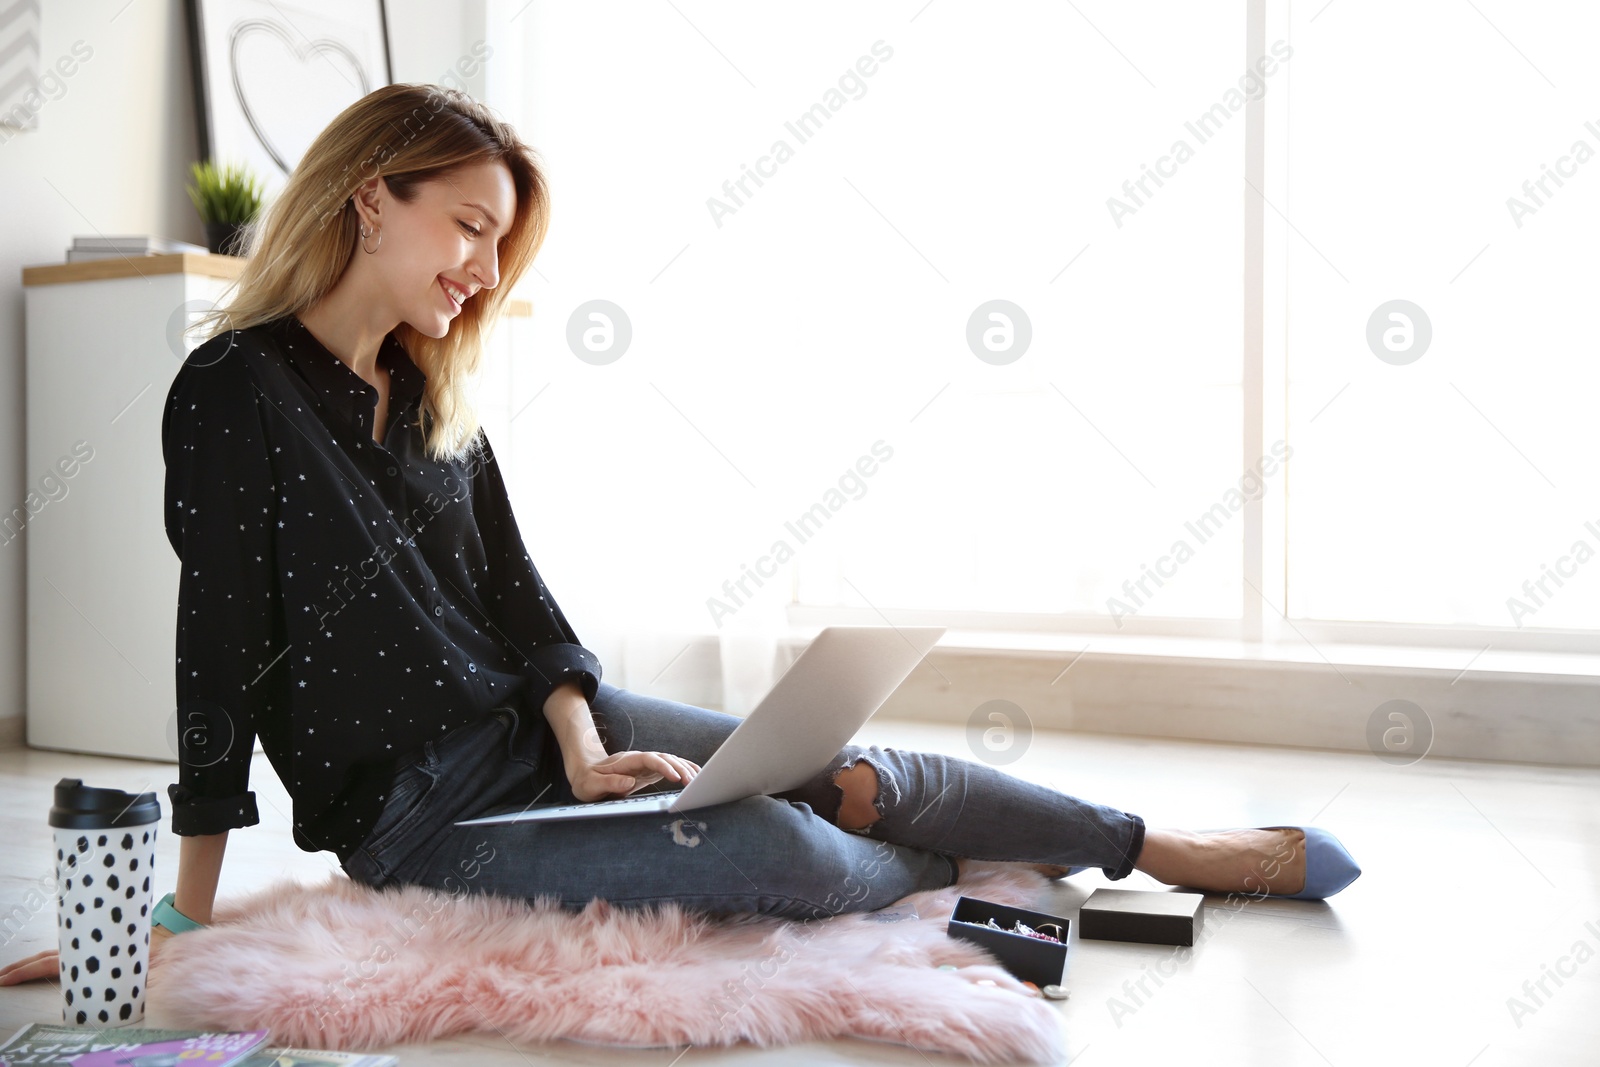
[360, 224, 382, 255]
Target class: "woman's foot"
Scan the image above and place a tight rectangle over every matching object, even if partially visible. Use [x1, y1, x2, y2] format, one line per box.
[952, 827, 1355, 899]
[1133, 827, 1306, 895]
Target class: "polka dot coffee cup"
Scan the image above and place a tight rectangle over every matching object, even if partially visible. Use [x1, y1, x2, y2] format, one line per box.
[48, 778, 161, 1027]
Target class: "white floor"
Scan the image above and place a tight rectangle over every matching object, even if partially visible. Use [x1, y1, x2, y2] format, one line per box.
[3, 720, 1597, 1066]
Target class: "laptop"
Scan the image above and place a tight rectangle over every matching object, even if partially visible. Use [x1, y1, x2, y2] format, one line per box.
[453, 625, 945, 826]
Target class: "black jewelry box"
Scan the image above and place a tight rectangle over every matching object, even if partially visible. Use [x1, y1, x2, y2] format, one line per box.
[946, 896, 1070, 987]
[1078, 888, 1204, 946]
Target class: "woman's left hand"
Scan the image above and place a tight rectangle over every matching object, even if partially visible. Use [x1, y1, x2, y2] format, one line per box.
[568, 751, 701, 803]
[0, 924, 178, 986]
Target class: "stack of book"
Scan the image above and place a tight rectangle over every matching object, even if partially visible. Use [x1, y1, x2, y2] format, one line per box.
[0, 1022, 399, 1066]
[66, 236, 210, 263]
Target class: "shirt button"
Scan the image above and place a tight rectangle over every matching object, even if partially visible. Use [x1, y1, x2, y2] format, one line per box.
[433, 605, 443, 617]
[468, 662, 477, 672]
[387, 466, 398, 476]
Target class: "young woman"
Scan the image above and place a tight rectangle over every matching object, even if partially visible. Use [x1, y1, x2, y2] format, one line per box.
[3, 83, 1356, 982]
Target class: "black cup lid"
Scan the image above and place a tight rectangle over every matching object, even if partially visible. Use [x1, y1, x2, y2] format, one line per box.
[48, 778, 161, 829]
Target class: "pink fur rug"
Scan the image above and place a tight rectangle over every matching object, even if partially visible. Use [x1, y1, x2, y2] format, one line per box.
[149, 862, 1065, 1063]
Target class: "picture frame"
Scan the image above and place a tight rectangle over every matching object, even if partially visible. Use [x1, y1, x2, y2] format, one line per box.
[185, 0, 393, 196]
[0, 0, 43, 132]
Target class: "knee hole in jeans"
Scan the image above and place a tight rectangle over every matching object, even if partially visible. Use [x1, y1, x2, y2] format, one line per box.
[833, 760, 884, 832]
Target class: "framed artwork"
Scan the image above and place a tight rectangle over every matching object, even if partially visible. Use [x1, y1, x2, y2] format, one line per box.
[185, 0, 392, 196]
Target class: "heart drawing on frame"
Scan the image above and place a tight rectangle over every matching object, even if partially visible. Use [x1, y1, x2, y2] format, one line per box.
[228, 18, 372, 177]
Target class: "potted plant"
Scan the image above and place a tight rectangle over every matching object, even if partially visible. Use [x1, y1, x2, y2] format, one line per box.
[186, 159, 264, 256]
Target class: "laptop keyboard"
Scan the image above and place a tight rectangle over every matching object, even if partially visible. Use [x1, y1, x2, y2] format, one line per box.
[537, 789, 684, 815]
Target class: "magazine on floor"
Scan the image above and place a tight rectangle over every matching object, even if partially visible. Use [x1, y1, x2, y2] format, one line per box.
[0, 1024, 395, 1067]
[0, 1023, 265, 1066]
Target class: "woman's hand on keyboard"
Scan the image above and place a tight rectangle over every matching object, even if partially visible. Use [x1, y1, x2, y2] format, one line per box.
[568, 750, 702, 803]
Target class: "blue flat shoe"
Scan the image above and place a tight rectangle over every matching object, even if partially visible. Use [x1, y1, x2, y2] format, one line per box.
[1245, 825, 1361, 900]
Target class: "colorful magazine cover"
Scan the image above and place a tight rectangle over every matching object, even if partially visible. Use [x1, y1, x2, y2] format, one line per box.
[0, 1027, 396, 1067]
[0, 1024, 267, 1067]
[72, 1028, 269, 1067]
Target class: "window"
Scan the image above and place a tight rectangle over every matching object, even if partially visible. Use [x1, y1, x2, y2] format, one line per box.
[515, 1, 1599, 653]
[1284, 1, 1600, 635]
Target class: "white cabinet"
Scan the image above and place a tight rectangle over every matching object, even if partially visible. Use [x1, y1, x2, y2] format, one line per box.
[23, 254, 244, 760]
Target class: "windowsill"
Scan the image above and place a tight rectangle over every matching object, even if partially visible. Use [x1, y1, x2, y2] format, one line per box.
[932, 629, 1600, 681]
[779, 623, 1600, 682]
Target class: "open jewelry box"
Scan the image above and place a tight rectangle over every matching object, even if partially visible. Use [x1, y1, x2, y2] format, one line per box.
[946, 896, 1070, 987]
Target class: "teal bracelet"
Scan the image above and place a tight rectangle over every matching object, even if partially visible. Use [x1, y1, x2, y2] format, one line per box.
[152, 892, 206, 934]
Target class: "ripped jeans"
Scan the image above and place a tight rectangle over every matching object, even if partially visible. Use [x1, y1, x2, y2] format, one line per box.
[339, 681, 1146, 921]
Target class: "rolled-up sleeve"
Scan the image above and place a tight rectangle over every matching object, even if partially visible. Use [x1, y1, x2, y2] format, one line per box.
[469, 428, 602, 714]
[161, 347, 278, 836]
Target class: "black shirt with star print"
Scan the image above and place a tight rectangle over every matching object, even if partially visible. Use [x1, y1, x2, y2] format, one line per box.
[162, 314, 601, 861]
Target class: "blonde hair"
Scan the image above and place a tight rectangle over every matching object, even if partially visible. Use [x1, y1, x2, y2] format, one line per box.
[191, 83, 551, 463]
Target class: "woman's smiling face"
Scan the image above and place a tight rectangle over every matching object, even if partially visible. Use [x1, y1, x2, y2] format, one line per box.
[362, 160, 517, 338]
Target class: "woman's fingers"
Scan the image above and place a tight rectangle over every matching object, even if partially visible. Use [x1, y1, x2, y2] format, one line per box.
[594, 751, 701, 790]
[0, 948, 59, 986]
[1, 947, 56, 972]
[650, 753, 699, 784]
